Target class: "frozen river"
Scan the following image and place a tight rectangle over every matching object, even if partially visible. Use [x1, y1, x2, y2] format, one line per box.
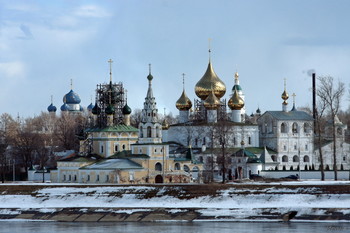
[0, 221, 349, 233]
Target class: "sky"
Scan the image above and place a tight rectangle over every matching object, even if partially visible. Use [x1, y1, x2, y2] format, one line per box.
[0, 0, 350, 118]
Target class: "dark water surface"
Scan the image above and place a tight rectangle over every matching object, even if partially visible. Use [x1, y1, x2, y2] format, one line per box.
[0, 221, 349, 233]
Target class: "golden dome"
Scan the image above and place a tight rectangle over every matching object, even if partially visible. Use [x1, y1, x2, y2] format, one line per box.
[176, 90, 192, 111]
[195, 61, 226, 100]
[228, 88, 244, 110]
[281, 90, 289, 102]
[203, 89, 221, 110]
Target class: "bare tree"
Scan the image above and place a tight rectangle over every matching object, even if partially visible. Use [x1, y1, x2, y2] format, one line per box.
[317, 76, 345, 180]
[54, 113, 82, 151]
[315, 99, 327, 180]
[212, 120, 232, 183]
[130, 108, 142, 128]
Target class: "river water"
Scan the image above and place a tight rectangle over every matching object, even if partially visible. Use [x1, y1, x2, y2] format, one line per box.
[0, 221, 349, 233]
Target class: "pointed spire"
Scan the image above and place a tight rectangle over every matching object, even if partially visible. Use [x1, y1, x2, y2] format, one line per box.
[182, 73, 185, 91]
[208, 38, 212, 62]
[70, 79, 73, 90]
[108, 59, 113, 83]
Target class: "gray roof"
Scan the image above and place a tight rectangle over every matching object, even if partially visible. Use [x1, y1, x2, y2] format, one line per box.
[80, 158, 143, 170]
[264, 110, 313, 121]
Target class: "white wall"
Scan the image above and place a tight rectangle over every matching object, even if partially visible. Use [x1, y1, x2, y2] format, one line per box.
[261, 170, 350, 180]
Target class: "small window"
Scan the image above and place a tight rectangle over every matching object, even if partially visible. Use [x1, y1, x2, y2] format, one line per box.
[305, 144, 308, 151]
[282, 155, 288, 162]
[174, 163, 180, 170]
[234, 137, 236, 145]
[155, 162, 162, 171]
[115, 145, 118, 152]
[63, 175, 66, 181]
[101, 145, 104, 153]
[87, 175, 90, 181]
[283, 145, 287, 151]
[74, 175, 77, 181]
[292, 122, 298, 133]
[293, 155, 299, 162]
[343, 156, 346, 161]
[248, 137, 251, 145]
[122, 144, 126, 150]
[106, 175, 109, 182]
[303, 155, 309, 162]
[96, 175, 100, 182]
[294, 144, 297, 150]
[69, 175, 71, 181]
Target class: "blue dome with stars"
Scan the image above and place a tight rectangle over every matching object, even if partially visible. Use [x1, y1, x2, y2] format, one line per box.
[63, 90, 81, 104]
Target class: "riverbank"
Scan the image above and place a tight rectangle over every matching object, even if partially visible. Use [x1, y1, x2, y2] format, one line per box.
[1, 181, 350, 222]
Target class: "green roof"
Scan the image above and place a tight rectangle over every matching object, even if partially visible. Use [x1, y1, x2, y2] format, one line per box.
[263, 110, 313, 121]
[232, 84, 242, 91]
[86, 124, 138, 133]
[111, 150, 150, 159]
[80, 158, 143, 170]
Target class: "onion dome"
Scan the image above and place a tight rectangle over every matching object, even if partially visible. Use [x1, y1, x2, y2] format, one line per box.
[176, 90, 192, 111]
[60, 103, 70, 111]
[232, 71, 242, 91]
[256, 107, 261, 114]
[91, 103, 101, 115]
[281, 90, 289, 102]
[195, 61, 226, 100]
[228, 87, 245, 110]
[203, 89, 220, 110]
[105, 104, 115, 115]
[87, 103, 94, 112]
[122, 103, 132, 115]
[63, 89, 81, 104]
[281, 78, 289, 104]
[47, 103, 57, 113]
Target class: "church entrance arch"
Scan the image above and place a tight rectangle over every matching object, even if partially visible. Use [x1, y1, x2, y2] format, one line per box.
[155, 175, 163, 183]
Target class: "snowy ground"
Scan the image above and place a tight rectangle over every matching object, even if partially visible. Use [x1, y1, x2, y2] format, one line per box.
[0, 181, 350, 221]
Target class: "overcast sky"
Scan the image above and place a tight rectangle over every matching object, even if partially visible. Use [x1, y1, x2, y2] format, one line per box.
[1, 0, 349, 118]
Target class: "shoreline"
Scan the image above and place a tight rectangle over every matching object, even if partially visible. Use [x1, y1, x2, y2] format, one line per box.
[1, 182, 350, 222]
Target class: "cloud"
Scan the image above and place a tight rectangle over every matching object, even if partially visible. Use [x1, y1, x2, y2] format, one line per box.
[18, 24, 33, 40]
[0, 61, 26, 79]
[73, 5, 111, 18]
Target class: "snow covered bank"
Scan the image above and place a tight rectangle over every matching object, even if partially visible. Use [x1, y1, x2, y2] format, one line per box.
[0, 182, 350, 222]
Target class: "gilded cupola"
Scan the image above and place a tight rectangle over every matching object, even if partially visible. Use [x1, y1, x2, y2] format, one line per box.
[194, 50, 226, 100]
[203, 89, 221, 110]
[176, 73, 192, 111]
[228, 87, 245, 110]
[281, 78, 289, 104]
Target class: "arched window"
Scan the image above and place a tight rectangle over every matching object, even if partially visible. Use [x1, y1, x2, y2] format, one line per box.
[147, 126, 152, 137]
[174, 163, 180, 170]
[293, 155, 299, 162]
[155, 162, 162, 171]
[271, 155, 277, 162]
[303, 155, 310, 162]
[115, 145, 118, 152]
[183, 165, 190, 172]
[292, 122, 298, 133]
[304, 123, 311, 133]
[199, 156, 203, 163]
[282, 155, 288, 162]
[281, 123, 287, 133]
